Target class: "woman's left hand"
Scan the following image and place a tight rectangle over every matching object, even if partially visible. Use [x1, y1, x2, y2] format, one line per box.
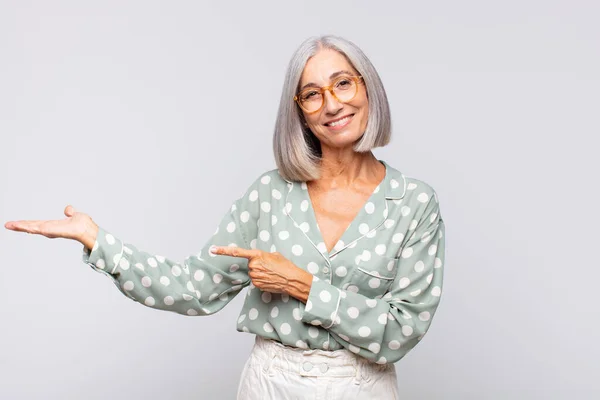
[210, 245, 312, 298]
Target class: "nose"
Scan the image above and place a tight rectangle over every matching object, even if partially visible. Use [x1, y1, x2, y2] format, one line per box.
[323, 90, 343, 114]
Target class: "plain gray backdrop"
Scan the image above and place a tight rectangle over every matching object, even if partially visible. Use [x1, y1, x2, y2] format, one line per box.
[1, 1, 598, 399]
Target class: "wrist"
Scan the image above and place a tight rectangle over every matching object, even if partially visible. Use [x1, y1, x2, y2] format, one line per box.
[80, 220, 99, 252]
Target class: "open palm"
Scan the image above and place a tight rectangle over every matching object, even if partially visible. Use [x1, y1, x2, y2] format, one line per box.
[5, 205, 94, 243]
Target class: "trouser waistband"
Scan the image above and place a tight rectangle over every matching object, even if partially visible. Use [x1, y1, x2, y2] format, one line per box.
[251, 335, 391, 382]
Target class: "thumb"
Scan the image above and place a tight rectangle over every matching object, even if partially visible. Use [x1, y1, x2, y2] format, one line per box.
[64, 205, 76, 217]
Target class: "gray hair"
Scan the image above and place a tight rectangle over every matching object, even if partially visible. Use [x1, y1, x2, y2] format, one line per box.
[273, 35, 392, 182]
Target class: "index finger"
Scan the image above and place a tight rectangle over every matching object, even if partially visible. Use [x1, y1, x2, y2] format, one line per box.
[210, 245, 259, 259]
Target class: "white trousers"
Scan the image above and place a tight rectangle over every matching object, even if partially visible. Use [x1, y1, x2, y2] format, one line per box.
[236, 335, 400, 399]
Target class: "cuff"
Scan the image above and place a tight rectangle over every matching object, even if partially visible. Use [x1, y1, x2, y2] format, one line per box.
[81, 226, 125, 275]
[300, 277, 342, 329]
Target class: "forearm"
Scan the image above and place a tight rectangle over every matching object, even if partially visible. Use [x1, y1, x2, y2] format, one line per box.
[285, 268, 314, 303]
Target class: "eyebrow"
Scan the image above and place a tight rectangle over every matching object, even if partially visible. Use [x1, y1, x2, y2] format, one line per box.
[299, 70, 355, 91]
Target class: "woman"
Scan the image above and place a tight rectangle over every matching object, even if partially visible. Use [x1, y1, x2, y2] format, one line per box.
[5, 35, 445, 399]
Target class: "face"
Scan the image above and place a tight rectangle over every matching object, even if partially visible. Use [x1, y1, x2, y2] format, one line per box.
[298, 48, 369, 148]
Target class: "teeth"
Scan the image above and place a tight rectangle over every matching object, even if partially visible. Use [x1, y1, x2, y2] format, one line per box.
[327, 115, 351, 127]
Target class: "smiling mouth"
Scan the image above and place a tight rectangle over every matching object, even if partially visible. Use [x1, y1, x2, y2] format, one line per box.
[324, 114, 354, 128]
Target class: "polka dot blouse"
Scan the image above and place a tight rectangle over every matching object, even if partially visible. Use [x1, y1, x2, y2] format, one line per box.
[82, 159, 445, 365]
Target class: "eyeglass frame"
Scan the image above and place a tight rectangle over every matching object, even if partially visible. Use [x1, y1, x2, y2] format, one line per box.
[293, 75, 364, 114]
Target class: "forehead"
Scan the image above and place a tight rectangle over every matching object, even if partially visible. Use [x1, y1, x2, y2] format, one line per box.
[300, 48, 357, 86]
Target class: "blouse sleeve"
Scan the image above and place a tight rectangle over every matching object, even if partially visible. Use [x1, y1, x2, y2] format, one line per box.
[81, 179, 260, 316]
[299, 191, 445, 364]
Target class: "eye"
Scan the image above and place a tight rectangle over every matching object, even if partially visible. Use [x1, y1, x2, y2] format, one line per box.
[301, 90, 320, 101]
[335, 78, 353, 89]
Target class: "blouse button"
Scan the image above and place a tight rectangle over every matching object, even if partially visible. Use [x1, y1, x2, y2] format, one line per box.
[322, 266, 329, 274]
[303, 361, 313, 371]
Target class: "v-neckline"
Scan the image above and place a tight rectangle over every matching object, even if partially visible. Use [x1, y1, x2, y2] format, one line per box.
[304, 159, 388, 257]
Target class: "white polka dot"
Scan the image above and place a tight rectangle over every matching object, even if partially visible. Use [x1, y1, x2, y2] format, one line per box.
[160, 276, 170, 286]
[419, 311, 431, 321]
[261, 202, 271, 212]
[428, 244, 438, 255]
[144, 297, 155, 306]
[347, 307, 359, 319]
[141, 276, 151, 287]
[279, 231, 290, 240]
[335, 266, 347, 277]
[249, 190, 258, 201]
[365, 202, 375, 214]
[261, 175, 271, 184]
[368, 343, 381, 354]
[431, 286, 441, 296]
[339, 333, 350, 341]
[392, 232, 404, 244]
[299, 222, 310, 233]
[238, 314, 246, 323]
[213, 274, 223, 284]
[292, 245, 303, 256]
[227, 222, 236, 233]
[375, 244, 386, 255]
[389, 340, 401, 350]
[319, 290, 332, 302]
[300, 199, 309, 211]
[308, 326, 319, 338]
[305, 299, 312, 312]
[349, 344, 360, 354]
[347, 285, 359, 293]
[230, 264, 240, 273]
[401, 248, 413, 258]
[402, 325, 413, 336]
[368, 278, 381, 289]
[280, 323, 291, 335]
[315, 242, 326, 254]
[119, 258, 130, 270]
[187, 308, 198, 316]
[262, 292, 272, 303]
[95, 258, 106, 270]
[105, 234, 115, 245]
[407, 182, 417, 190]
[417, 192, 429, 203]
[164, 296, 174, 305]
[399, 277, 410, 288]
[293, 308, 302, 320]
[272, 189, 281, 199]
[409, 220, 418, 230]
[366, 298, 377, 308]
[249, 308, 259, 320]
[307, 262, 319, 274]
[194, 270, 205, 281]
[296, 340, 308, 349]
[123, 281, 134, 291]
[171, 265, 182, 277]
[358, 326, 371, 337]
[259, 230, 270, 242]
[358, 223, 370, 235]
[376, 357, 387, 365]
[414, 261, 425, 273]
[271, 306, 279, 318]
[239, 210, 250, 223]
[263, 322, 274, 333]
[401, 206, 411, 216]
[147, 257, 157, 268]
[426, 273, 433, 284]
[378, 313, 388, 324]
[434, 258, 443, 268]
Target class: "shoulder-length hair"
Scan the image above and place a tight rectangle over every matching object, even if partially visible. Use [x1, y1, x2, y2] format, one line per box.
[273, 35, 392, 183]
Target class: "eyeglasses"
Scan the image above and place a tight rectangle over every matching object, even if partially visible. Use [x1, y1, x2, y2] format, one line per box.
[294, 75, 364, 113]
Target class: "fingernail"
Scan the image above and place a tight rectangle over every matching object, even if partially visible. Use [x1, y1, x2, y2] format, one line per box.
[210, 245, 218, 253]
